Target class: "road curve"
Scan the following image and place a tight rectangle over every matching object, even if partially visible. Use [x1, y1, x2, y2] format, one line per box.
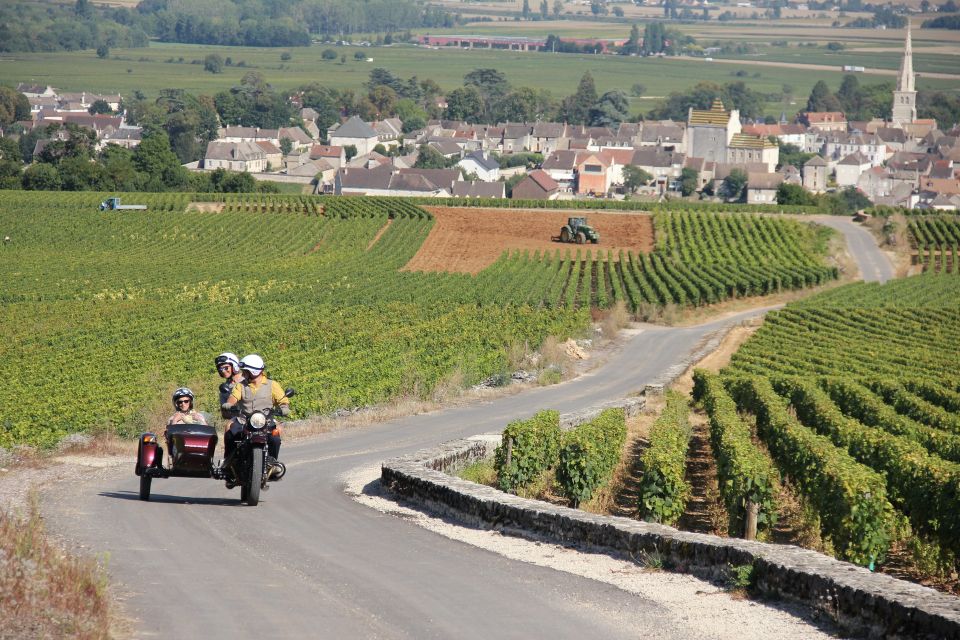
[42, 219, 891, 638]
[811, 215, 894, 284]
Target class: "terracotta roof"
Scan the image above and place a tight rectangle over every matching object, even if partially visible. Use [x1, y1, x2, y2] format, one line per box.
[528, 169, 559, 191]
[310, 145, 343, 159]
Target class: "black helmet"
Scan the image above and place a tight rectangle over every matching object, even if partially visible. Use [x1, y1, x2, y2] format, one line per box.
[172, 387, 195, 409]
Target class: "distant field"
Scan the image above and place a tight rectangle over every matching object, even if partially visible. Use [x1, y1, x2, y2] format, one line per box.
[2, 41, 956, 117]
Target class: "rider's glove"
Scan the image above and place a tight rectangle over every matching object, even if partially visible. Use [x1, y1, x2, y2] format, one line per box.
[278, 404, 290, 417]
[221, 402, 235, 412]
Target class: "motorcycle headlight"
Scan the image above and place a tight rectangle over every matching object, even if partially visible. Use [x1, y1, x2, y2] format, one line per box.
[249, 412, 267, 430]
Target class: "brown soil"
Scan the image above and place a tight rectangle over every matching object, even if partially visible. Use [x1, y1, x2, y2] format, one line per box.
[186, 202, 226, 213]
[405, 207, 655, 274]
[367, 218, 392, 250]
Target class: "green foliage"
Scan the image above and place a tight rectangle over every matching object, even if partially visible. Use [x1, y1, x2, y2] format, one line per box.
[806, 80, 842, 113]
[649, 81, 767, 121]
[774, 376, 960, 552]
[622, 165, 653, 193]
[776, 183, 817, 207]
[0, 87, 30, 127]
[322, 49, 337, 61]
[494, 410, 561, 493]
[637, 391, 692, 525]
[693, 370, 778, 536]
[203, 54, 224, 74]
[556, 409, 627, 506]
[726, 376, 896, 566]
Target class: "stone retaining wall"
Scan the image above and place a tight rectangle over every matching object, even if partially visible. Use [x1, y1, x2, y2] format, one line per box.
[381, 392, 960, 639]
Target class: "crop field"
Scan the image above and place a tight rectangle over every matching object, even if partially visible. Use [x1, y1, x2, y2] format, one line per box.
[406, 207, 656, 273]
[908, 216, 960, 273]
[0, 192, 834, 449]
[3, 41, 956, 118]
[701, 273, 960, 571]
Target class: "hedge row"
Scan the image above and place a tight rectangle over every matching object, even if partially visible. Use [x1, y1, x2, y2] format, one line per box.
[493, 410, 561, 493]
[556, 408, 627, 507]
[637, 390, 692, 525]
[692, 370, 779, 537]
[774, 376, 960, 552]
[868, 379, 960, 434]
[727, 376, 896, 566]
[822, 378, 960, 464]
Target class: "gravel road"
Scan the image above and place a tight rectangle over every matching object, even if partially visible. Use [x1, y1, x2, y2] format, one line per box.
[35, 218, 891, 638]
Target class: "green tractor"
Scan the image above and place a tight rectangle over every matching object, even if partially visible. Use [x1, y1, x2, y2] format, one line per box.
[554, 217, 599, 244]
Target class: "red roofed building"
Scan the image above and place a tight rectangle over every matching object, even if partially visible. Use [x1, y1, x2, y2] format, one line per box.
[512, 170, 559, 200]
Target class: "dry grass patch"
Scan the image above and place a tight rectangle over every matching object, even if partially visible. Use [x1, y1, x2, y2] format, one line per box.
[0, 496, 118, 640]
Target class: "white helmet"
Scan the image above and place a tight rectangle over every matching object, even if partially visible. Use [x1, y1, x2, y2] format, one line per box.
[240, 354, 265, 375]
[215, 352, 241, 372]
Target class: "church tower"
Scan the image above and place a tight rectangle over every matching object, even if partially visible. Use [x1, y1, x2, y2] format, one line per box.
[891, 23, 917, 128]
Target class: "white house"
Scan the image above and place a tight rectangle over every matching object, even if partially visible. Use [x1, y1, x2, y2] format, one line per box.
[457, 151, 500, 182]
[328, 116, 380, 156]
[203, 141, 267, 173]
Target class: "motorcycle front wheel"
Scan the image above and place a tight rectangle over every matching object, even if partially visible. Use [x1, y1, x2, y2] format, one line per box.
[244, 451, 263, 506]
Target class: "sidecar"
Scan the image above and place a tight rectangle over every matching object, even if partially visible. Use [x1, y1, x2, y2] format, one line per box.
[134, 423, 219, 501]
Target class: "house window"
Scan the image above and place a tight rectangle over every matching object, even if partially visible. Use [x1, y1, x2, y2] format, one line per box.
[584, 164, 602, 173]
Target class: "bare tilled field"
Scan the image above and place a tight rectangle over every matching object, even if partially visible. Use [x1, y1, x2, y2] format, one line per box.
[404, 207, 655, 274]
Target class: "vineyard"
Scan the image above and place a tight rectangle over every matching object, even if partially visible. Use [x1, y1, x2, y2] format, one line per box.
[907, 215, 960, 273]
[0, 191, 835, 449]
[702, 273, 960, 572]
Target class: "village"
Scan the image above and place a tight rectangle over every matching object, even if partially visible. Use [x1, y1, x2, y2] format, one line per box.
[10, 26, 960, 210]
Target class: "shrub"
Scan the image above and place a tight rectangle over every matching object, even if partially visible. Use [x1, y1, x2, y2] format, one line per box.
[637, 390, 692, 525]
[494, 410, 561, 493]
[556, 408, 627, 507]
[693, 370, 779, 536]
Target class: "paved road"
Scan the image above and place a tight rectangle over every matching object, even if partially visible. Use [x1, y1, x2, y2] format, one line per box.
[811, 215, 894, 284]
[43, 219, 891, 638]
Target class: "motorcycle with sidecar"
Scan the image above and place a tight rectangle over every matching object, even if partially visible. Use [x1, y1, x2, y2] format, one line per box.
[135, 389, 294, 505]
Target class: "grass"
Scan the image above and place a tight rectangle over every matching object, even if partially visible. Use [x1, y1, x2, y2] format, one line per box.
[0, 496, 114, 640]
[3, 40, 955, 118]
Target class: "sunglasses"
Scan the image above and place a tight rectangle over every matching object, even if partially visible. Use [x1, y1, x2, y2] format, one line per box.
[176, 399, 191, 405]
[217, 364, 233, 371]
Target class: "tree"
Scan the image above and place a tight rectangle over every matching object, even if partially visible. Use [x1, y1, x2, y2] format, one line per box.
[679, 167, 698, 196]
[96, 44, 110, 59]
[59, 156, 107, 191]
[540, 0, 549, 19]
[354, 51, 366, 61]
[280, 138, 293, 155]
[806, 80, 842, 113]
[445, 86, 485, 123]
[369, 85, 398, 116]
[721, 168, 747, 201]
[622, 165, 653, 193]
[322, 49, 337, 60]
[88, 99, 112, 115]
[613, 6, 624, 16]
[823, 186, 871, 215]
[561, 72, 598, 125]
[204, 54, 224, 74]
[281, 52, 292, 61]
[344, 144, 358, 161]
[74, 0, 92, 19]
[504, 173, 526, 198]
[395, 98, 428, 133]
[778, 143, 814, 170]
[0, 87, 30, 127]
[630, 84, 646, 97]
[492, 88, 553, 123]
[553, 0, 563, 17]
[132, 131, 188, 190]
[523, 0, 531, 19]
[414, 144, 449, 169]
[776, 183, 817, 206]
[0, 159, 21, 190]
[588, 90, 629, 127]
[22, 163, 61, 190]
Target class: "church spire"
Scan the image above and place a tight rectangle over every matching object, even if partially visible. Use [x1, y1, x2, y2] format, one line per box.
[891, 23, 917, 127]
[897, 23, 915, 93]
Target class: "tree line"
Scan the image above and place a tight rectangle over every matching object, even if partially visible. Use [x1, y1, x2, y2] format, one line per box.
[0, 0, 461, 53]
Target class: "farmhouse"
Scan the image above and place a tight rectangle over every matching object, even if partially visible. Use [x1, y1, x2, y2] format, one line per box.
[328, 116, 380, 156]
[203, 141, 267, 173]
[457, 151, 501, 182]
